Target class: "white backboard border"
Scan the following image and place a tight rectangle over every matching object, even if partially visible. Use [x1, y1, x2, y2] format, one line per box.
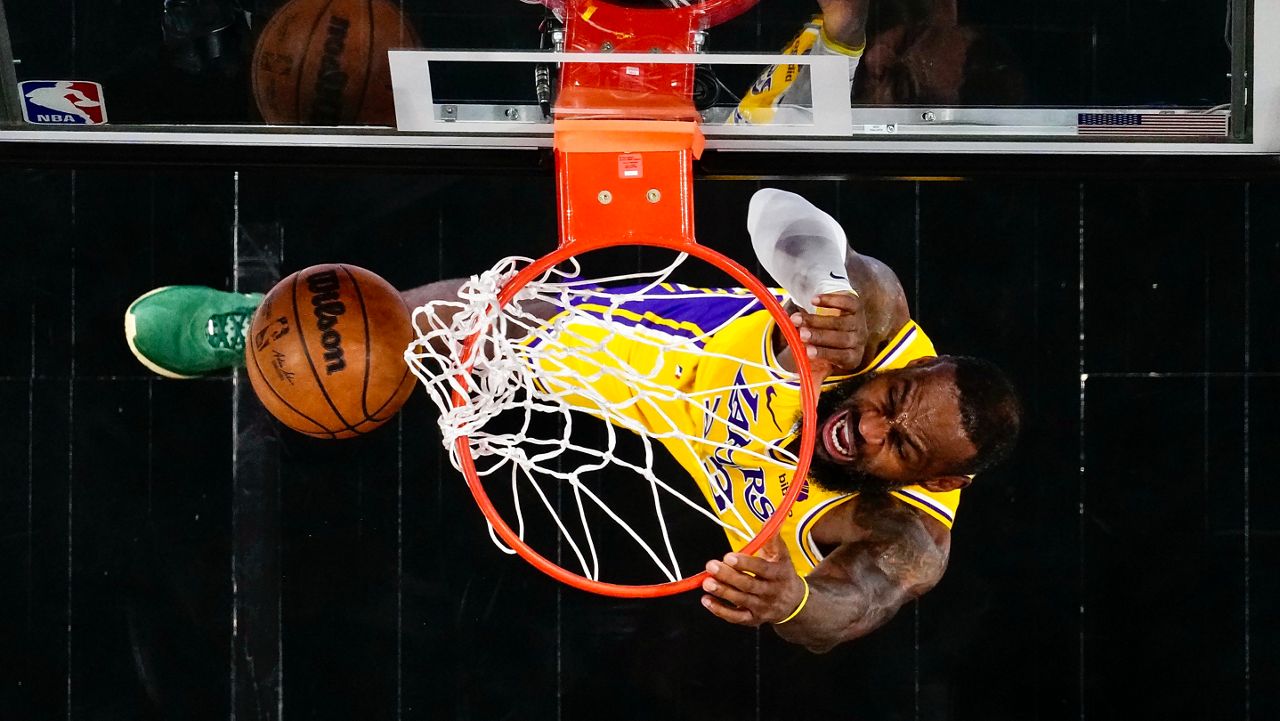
[0, 0, 1273, 157]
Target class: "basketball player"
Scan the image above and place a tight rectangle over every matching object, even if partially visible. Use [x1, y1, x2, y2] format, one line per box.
[124, 188, 1020, 653]
[733, 0, 1024, 125]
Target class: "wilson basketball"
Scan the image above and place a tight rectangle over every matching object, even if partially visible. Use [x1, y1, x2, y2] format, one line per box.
[251, 0, 419, 126]
[245, 264, 416, 439]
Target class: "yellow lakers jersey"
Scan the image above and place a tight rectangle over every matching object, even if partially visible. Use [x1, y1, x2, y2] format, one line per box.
[534, 285, 958, 574]
[731, 16, 865, 126]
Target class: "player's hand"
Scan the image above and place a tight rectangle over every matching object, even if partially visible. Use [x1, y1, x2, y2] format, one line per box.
[792, 291, 868, 382]
[701, 533, 808, 626]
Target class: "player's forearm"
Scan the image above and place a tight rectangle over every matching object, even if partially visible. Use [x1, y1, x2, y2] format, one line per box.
[773, 505, 950, 652]
[771, 574, 902, 652]
[844, 252, 912, 345]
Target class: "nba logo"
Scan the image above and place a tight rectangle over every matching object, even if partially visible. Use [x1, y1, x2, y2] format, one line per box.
[20, 81, 108, 125]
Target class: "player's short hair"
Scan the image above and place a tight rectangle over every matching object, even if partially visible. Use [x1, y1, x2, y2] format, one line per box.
[942, 355, 1022, 476]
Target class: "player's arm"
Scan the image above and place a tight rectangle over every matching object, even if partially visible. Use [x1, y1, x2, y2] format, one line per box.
[847, 249, 912, 351]
[816, 0, 870, 49]
[701, 494, 949, 653]
[399, 278, 560, 356]
[731, 1, 869, 125]
[775, 251, 911, 377]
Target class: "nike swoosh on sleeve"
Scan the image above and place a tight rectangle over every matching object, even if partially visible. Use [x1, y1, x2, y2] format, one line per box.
[765, 386, 782, 431]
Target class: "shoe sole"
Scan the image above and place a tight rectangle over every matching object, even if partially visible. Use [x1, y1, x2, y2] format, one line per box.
[124, 286, 201, 380]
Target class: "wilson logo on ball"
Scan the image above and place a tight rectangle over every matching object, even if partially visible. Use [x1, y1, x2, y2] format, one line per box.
[247, 263, 414, 440]
[307, 270, 348, 374]
[250, 0, 419, 126]
[311, 15, 351, 124]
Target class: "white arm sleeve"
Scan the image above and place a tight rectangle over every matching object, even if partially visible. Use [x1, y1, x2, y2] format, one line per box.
[748, 189, 856, 313]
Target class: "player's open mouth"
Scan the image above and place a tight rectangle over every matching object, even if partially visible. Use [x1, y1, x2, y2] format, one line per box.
[821, 409, 856, 462]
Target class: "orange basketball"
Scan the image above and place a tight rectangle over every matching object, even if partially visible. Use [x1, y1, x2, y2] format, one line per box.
[251, 0, 419, 126]
[245, 264, 416, 439]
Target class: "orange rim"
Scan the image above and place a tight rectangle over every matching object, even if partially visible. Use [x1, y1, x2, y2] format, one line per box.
[450, 238, 818, 598]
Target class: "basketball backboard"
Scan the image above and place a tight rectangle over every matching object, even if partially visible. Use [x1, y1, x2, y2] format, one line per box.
[0, 0, 1272, 155]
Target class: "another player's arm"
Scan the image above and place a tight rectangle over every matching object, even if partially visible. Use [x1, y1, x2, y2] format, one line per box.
[400, 278, 560, 356]
[732, 0, 868, 125]
[701, 494, 950, 653]
[775, 251, 911, 377]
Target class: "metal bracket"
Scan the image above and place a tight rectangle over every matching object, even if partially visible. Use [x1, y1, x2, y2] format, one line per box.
[0, 0, 21, 124]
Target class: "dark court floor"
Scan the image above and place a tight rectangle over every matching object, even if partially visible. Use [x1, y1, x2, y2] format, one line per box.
[2, 169, 1276, 720]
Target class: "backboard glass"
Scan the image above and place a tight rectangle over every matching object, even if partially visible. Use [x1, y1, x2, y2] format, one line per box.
[0, 0, 1273, 155]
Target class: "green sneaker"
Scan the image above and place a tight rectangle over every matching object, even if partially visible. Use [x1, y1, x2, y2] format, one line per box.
[124, 286, 265, 379]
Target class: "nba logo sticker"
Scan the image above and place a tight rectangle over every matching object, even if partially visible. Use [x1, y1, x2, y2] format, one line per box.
[20, 81, 108, 125]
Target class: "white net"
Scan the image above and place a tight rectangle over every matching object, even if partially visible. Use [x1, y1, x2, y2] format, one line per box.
[404, 253, 803, 586]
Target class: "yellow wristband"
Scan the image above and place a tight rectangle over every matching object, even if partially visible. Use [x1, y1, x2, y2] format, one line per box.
[813, 288, 860, 316]
[775, 576, 811, 625]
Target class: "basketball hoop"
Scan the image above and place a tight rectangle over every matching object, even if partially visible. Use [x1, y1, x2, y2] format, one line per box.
[406, 243, 818, 598]
[553, 0, 759, 120]
[404, 122, 818, 597]
[404, 0, 815, 598]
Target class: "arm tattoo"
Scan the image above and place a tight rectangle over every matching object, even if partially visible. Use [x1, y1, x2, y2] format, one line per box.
[851, 494, 949, 595]
[774, 494, 950, 652]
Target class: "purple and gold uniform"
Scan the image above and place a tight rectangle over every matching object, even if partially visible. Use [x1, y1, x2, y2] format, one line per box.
[534, 285, 958, 574]
[731, 16, 865, 126]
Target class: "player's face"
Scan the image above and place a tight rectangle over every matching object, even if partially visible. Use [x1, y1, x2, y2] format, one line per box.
[809, 361, 976, 492]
